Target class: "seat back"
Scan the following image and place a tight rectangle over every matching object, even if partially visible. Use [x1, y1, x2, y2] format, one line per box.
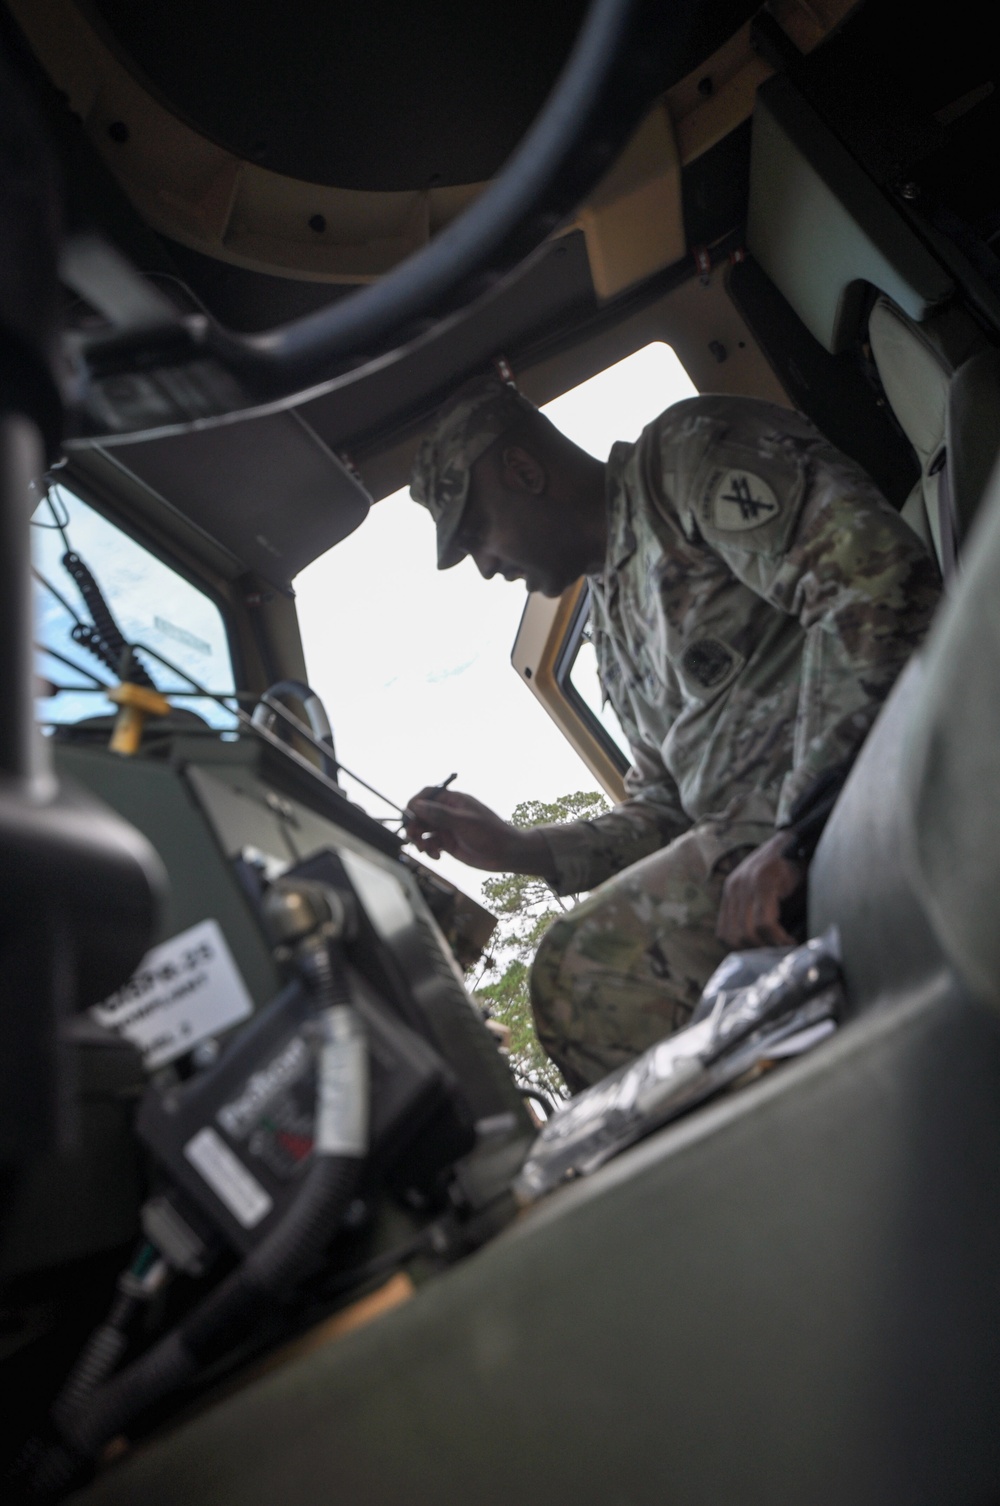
[867, 294, 989, 568]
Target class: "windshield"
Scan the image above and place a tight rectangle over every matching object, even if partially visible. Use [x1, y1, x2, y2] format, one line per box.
[33, 484, 237, 732]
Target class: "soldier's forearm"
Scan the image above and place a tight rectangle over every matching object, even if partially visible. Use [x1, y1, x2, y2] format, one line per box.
[506, 827, 559, 885]
[537, 800, 689, 896]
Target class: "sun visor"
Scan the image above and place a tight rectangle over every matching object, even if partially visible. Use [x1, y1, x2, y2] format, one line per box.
[97, 411, 370, 587]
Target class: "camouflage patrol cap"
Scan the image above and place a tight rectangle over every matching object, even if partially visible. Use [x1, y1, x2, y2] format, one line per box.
[410, 375, 539, 568]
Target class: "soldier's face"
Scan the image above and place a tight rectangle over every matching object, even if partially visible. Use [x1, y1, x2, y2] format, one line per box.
[456, 454, 590, 597]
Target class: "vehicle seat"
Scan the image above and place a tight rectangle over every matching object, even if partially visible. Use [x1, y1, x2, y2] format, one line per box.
[747, 72, 1000, 577]
[867, 295, 1000, 573]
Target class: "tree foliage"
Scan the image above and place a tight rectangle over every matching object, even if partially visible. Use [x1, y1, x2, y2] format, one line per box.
[470, 790, 609, 1104]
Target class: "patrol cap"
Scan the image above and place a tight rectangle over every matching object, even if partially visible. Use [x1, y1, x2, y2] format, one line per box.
[410, 375, 539, 569]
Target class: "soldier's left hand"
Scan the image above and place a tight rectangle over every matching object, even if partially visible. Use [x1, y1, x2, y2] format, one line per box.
[715, 833, 806, 948]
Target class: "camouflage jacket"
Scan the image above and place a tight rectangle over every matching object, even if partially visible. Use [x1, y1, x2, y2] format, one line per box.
[541, 395, 941, 895]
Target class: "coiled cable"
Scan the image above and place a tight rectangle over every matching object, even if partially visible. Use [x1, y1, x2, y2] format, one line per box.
[18, 929, 367, 1501]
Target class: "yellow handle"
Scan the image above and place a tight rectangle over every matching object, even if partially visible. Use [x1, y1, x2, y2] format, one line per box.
[109, 704, 146, 756]
[107, 681, 172, 756]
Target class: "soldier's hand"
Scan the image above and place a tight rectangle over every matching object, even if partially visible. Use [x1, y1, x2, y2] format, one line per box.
[715, 832, 806, 948]
[404, 788, 555, 879]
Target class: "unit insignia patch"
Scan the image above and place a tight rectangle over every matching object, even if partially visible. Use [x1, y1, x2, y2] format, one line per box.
[681, 638, 735, 689]
[705, 468, 780, 532]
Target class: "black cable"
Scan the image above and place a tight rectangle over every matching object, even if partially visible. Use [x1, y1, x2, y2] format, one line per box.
[32, 556, 157, 691]
[134, 639, 408, 818]
[31, 950, 369, 1496]
[209, 0, 643, 390]
[60, 552, 156, 689]
[33, 641, 110, 689]
[31, 566, 83, 627]
[61, 553, 122, 647]
[29, 487, 70, 546]
[50, 1246, 169, 1427]
[32, 648, 245, 700]
[38, 632, 403, 839]
[47, 488, 71, 550]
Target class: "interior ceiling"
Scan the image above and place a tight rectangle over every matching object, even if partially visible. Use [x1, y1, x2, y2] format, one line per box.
[44, 0, 999, 580]
[83, 0, 590, 190]
[80, 0, 763, 195]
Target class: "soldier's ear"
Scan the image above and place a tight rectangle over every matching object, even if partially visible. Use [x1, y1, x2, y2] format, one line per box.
[501, 444, 546, 497]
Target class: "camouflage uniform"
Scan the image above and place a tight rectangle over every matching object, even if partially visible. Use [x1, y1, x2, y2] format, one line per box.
[412, 385, 941, 1091]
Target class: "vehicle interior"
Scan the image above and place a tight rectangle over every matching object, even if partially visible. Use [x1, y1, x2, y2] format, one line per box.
[2, 1, 1000, 1502]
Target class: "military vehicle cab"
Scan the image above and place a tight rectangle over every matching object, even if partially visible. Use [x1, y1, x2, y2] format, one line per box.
[2, 1, 1000, 1502]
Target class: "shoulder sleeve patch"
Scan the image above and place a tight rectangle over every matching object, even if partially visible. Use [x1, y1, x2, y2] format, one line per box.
[707, 468, 780, 531]
[693, 439, 806, 556]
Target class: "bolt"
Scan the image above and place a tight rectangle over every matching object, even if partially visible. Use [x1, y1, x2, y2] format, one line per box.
[899, 181, 920, 201]
[107, 120, 129, 144]
[191, 1039, 220, 1071]
[308, 213, 326, 233]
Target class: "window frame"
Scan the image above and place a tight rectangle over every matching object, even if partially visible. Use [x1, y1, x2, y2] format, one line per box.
[553, 583, 631, 778]
[35, 465, 245, 723]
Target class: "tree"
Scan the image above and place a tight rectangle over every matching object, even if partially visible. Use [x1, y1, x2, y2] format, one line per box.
[470, 790, 609, 1105]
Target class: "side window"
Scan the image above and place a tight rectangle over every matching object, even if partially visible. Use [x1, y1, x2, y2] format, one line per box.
[541, 339, 699, 783]
[555, 586, 631, 772]
[33, 484, 237, 731]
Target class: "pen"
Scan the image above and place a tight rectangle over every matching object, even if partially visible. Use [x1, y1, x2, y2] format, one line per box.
[402, 773, 457, 827]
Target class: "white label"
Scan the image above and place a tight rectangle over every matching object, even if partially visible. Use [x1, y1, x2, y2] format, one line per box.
[184, 1127, 273, 1229]
[91, 919, 253, 1069]
[315, 1007, 368, 1156]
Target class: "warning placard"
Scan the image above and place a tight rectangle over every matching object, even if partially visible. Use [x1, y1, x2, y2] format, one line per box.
[92, 919, 254, 1069]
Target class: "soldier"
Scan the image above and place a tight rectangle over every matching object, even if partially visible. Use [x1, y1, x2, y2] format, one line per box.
[405, 376, 940, 1091]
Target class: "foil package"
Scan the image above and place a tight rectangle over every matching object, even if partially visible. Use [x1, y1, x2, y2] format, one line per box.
[515, 931, 843, 1203]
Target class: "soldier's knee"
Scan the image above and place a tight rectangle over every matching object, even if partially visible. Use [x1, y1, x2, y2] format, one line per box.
[529, 912, 577, 1035]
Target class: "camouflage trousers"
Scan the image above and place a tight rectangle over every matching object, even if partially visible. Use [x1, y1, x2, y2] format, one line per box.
[530, 820, 773, 1093]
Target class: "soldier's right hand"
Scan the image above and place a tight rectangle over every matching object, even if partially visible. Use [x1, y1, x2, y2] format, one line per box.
[403, 788, 554, 878]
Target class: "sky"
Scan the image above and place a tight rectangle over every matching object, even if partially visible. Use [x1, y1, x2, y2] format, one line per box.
[294, 340, 696, 899]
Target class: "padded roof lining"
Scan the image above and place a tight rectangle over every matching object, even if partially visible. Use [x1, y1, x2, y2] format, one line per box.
[299, 230, 599, 487]
[99, 409, 370, 587]
[747, 73, 954, 353]
[85, 0, 591, 191]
